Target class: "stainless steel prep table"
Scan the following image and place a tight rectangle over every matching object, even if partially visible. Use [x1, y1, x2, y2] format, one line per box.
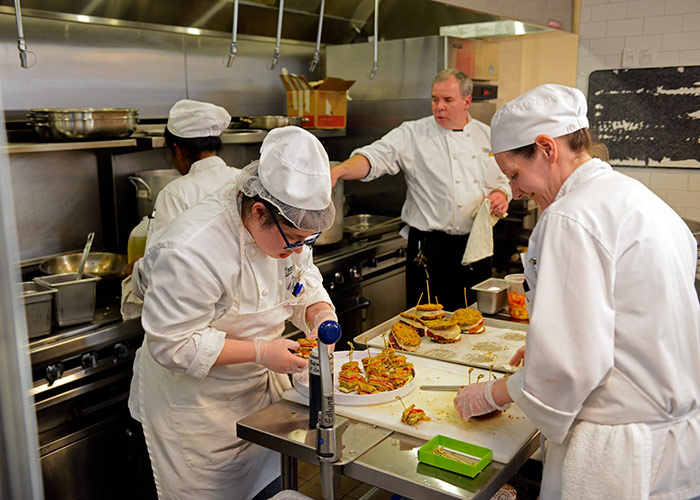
[237, 399, 539, 499]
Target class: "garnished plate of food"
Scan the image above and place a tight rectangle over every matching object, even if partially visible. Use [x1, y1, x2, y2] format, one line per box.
[292, 346, 416, 406]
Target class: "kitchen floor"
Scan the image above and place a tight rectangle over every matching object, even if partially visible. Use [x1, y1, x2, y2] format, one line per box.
[296, 460, 396, 500]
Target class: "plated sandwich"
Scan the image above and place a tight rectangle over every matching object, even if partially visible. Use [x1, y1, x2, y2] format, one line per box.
[338, 366, 365, 393]
[424, 317, 462, 343]
[452, 307, 486, 334]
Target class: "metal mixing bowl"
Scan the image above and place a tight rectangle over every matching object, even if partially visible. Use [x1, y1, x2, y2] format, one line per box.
[39, 252, 128, 279]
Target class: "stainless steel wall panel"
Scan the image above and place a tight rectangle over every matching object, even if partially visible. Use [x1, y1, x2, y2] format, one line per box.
[111, 144, 261, 248]
[9, 151, 101, 260]
[0, 14, 186, 117]
[327, 37, 441, 101]
[185, 35, 318, 116]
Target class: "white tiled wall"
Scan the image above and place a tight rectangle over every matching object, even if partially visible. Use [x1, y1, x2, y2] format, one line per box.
[577, 0, 700, 222]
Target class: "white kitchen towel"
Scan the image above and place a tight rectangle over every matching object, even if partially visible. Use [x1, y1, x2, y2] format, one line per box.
[561, 421, 651, 500]
[120, 275, 144, 321]
[462, 199, 499, 266]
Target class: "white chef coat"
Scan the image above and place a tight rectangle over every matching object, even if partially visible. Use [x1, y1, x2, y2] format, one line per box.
[506, 158, 700, 499]
[150, 155, 241, 235]
[128, 184, 332, 500]
[353, 115, 511, 235]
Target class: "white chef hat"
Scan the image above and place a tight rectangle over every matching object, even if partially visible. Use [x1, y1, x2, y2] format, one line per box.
[166, 99, 232, 138]
[490, 84, 589, 154]
[236, 126, 335, 231]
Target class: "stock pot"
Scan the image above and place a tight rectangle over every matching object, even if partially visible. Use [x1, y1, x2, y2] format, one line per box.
[29, 108, 138, 140]
[128, 169, 182, 219]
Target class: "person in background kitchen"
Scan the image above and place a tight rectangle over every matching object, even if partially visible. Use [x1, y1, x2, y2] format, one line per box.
[330, 68, 511, 311]
[120, 99, 240, 320]
[454, 84, 700, 499]
[128, 126, 339, 500]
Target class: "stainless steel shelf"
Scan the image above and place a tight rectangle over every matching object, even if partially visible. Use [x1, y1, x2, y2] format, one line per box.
[2, 138, 138, 154]
[4, 128, 346, 154]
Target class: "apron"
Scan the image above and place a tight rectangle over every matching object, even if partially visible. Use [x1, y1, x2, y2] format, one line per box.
[133, 224, 300, 500]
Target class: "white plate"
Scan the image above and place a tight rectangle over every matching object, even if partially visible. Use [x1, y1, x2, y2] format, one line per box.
[292, 350, 415, 406]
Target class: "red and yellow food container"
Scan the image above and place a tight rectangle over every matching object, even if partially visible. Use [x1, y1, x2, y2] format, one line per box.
[504, 274, 529, 321]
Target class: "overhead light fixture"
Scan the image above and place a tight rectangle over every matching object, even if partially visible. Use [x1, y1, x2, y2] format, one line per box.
[186, 27, 201, 35]
[76, 15, 90, 23]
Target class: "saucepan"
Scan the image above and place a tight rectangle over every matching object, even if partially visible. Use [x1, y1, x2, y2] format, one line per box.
[229, 115, 309, 130]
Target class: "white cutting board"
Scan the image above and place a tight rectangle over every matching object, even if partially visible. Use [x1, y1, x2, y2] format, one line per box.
[283, 352, 537, 463]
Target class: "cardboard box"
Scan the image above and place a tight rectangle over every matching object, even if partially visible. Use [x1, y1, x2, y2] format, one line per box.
[280, 74, 355, 129]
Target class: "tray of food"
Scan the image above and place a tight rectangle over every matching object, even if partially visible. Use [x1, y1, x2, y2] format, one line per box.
[353, 304, 527, 373]
[292, 347, 416, 406]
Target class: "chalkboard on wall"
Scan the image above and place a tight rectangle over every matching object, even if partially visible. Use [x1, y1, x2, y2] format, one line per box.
[588, 66, 700, 169]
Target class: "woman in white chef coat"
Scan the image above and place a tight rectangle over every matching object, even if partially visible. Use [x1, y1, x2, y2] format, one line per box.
[128, 126, 339, 500]
[151, 99, 241, 234]
[454, 84, 700, 499]
[121, 99, 240, 319]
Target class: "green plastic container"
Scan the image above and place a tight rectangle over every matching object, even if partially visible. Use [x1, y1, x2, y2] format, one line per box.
[418, 435, 492, 478]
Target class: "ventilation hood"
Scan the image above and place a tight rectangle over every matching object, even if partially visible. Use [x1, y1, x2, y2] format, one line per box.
[0, 0, 552, 45]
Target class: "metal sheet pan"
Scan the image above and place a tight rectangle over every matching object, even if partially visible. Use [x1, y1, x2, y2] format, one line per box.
[353, 310, 527, 373]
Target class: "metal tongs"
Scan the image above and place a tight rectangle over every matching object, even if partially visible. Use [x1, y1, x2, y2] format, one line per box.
[308, 0, 325, 72]
[268, 0, 284, 70]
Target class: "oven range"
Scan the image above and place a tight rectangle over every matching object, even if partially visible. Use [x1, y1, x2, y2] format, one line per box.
[310, 231, 408, 346]
[30, 308, 156, 500]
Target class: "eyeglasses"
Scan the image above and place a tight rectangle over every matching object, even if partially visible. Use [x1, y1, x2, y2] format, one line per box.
[268, 210, 321, 251]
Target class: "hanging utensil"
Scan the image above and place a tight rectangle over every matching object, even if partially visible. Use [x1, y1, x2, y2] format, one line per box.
[268, 0, 284, 70]
[13, 0, 33, 68]
[75, 232, 95, 281]
[369, 0, 378, 79]
[225, 0, 239, 67]
[308, 0, 325, 72]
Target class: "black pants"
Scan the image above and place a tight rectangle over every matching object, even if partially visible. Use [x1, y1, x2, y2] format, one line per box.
[406, 227, 492, 312]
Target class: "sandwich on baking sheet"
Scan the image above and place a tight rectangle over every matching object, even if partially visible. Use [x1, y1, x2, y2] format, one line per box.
[398, 311, 427, 334]
[424, 317, 462, 343]
[389, 322, 422, 352]
[414, 303, 445, 320]
[452, 307, 486, 334]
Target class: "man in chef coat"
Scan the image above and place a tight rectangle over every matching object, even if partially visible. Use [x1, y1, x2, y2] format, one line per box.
[121, 99, 240, 319]
[331, 69, 511, 311]
[129, 126, 339, 500]
[454, 84, 700, 499]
